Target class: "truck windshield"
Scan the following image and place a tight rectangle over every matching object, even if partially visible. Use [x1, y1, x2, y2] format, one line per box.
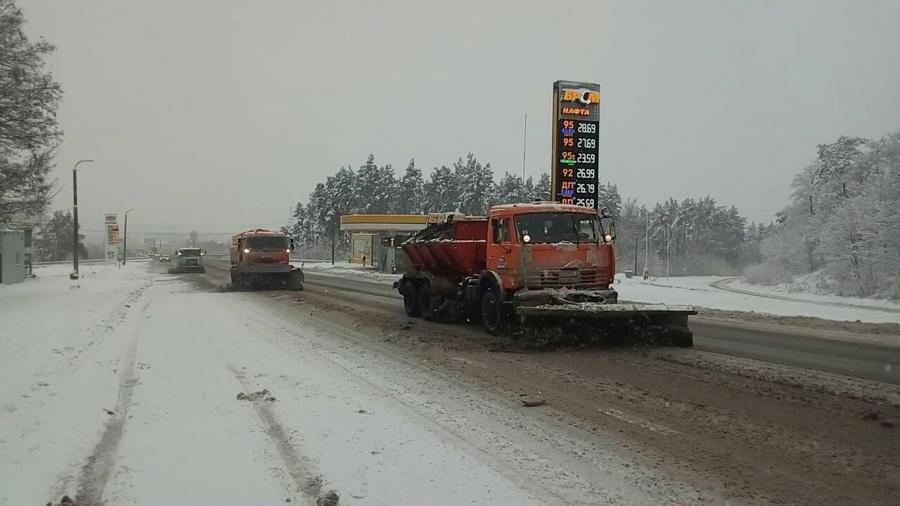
[247, 236, 287, 251]
[179, 248, 201, 257]
[515, 213, 599, 244]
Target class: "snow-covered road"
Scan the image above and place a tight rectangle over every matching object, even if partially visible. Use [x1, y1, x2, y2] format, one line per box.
[2, 263, 698, 505]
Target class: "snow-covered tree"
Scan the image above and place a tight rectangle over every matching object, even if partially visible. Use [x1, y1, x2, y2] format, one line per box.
[454, 153, 494, 215]
[598, 183, 622, 216]
[0, 1, 62, 223]
[396, 159, 424, 214]
[533, 173, 551, 201]
[33, 210, 85, 261]
[423, 165, 458, 213]
[356, 155, 397, 214]
[756, 131, 900, 297]
[494, 172, 526, 204]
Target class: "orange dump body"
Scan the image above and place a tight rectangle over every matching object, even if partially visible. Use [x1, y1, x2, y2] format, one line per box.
[403, 218, 487, 284]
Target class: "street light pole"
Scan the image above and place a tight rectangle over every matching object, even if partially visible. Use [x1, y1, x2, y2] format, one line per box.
[633, 231, 638, 275]
[123, 209, 134, 265]
[330, 208, 337, 266]
[71, 159, 94, 279]
[665, 224, 670, 280]
[643, 210, 649, 278]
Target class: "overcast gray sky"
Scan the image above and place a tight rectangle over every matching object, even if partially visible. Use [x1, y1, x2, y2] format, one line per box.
[20, 0, 900, 240]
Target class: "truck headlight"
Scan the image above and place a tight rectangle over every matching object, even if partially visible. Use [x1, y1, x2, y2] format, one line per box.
[604, 234, 613, 242]
[243, 248, 250, 254]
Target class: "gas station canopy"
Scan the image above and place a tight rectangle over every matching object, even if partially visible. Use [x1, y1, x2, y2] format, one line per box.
[339, 214, 428, 232]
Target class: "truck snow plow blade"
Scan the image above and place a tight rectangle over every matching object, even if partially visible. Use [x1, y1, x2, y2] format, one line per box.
[168, 266, 206, 274]
[518, 303, 697, 347]
[518, 303, 696, 319]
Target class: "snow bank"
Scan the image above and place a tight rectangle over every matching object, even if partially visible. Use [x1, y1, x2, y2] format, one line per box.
[616, 275, 900, 324]
[299, 261, 401, 284]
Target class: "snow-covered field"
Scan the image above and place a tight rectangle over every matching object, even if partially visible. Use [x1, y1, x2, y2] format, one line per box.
[616, 275, 900, 324]
[2, 262, 690, 505]
[727, 277, 900, 311]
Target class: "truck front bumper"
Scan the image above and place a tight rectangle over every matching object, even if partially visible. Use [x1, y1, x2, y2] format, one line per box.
[233, 264, 292, 275]
[514, 288, 619, 306]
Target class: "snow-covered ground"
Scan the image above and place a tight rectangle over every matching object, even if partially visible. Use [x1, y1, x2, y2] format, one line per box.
[0, 262, 153, 505]
[295, 261, 900, 324]
[2, 262, 690, 505]
[299, 261, 402, 284]
[727, 277, 900, 311]
[616, 275, 900, 324]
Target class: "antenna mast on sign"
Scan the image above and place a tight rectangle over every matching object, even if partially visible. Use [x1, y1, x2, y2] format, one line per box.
[522, 113, 528, 182]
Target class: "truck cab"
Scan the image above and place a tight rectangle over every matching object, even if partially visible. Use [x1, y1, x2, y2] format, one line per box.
[485, 203, 616, 293]
[229, 229, 303, 290]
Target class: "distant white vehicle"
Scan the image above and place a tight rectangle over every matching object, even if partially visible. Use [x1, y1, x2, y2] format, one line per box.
[169, 248, 205, 274]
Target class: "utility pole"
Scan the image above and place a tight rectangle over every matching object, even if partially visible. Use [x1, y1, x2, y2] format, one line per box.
[665, 224, 670, 280]
[643, 210, 649, 278]
[71, 159, 94, 279]
[633, 231, 639, 275]
[658, 211, 672, 280]
[331, 209, 337, 265]
[123, 209, 134, 265]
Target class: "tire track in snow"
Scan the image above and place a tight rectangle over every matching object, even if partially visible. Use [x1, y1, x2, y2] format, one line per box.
[227, 364, 332, 503]
[71, 295, 151, 504]
[192, 307, 333, 505]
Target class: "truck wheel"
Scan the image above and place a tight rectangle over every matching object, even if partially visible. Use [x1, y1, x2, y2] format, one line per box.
[287, 270, 304, 291]
[403, 282, 421, 317]
[417, 283, 433, 320]
[480, 286, 504, 335]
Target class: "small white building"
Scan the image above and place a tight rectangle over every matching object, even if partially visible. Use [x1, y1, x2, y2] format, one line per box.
[0, 229, 26, 285]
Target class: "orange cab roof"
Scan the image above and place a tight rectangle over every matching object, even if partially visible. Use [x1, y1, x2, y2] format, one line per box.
[489, 201, 598, 215]
[234, 228, 285, 237]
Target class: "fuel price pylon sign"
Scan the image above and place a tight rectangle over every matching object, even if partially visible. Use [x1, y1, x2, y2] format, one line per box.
[551, 81, 601, 209]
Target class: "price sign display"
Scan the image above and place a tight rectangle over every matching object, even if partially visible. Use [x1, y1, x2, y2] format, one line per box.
[107, 224, 120, 244]
[551, 81, 601, 209]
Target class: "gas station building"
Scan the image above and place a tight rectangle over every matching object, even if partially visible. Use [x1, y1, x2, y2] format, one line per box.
[339, 214, 428, 273]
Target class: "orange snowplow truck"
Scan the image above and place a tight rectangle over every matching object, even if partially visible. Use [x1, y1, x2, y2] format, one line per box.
[230, 229, 303, 290]
[395, 202, 695, 345]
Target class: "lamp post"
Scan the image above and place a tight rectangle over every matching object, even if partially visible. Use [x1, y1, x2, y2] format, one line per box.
[123, 209, 134, 265]
[643, 210, 649, 279]
[71, 159, 94, 279]
[633, 231, 639, 275]
[657, 211, 672, 280]
[665, 224, 670, 279]
[331, 210, 337, 266]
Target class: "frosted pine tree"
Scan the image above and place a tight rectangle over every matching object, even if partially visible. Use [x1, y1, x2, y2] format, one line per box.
[423, 165, 458, 213]
[396, 159, 424, 213]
